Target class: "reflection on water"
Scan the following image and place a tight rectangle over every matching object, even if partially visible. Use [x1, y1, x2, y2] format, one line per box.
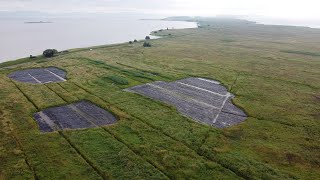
[0, 17, 197, 62]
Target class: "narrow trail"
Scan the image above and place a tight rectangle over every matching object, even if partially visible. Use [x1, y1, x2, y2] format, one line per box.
[229, 72, 241, 92]
[10, 80, 39, 109]
[58, 131, 107, 179]
[8, 80, 39, 179]
[44, 84, 69, 103]
[11, 130, 38, 180]
[212, 93, 231, 124]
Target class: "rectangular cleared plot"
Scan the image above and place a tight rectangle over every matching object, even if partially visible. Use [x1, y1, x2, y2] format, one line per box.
[177, 78, 228, 95]
[25, 76, 39, 83]
[130, 84, 211, 110]
[153, 81, 225, 107]
[178, 104, 219, 125]
[214, 112, 247, 128]
[73, 101, 117, 126]
[24, 75, 40, 83]
[42, 106, 94, 129]
[46, 67, 67, 78]
[30, 69, 61, 83]
[126, 78, 247, 128]
[8, 67, 67, 84]
[34, 113, 55, 132]
[34, 101, 117, 132]
[8, 71, 38, 83]
[128, 84, 220, 125]
[128, 84, 176, 104]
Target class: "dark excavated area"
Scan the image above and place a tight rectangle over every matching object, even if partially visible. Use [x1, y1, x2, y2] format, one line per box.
[8, 67, 67, 84]
[34, 100, 117, 132]
[126, 77, 247, 128]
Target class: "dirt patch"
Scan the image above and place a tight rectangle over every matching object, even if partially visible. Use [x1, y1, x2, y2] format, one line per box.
[8, 67, 67, 84]
[34, 100, 117, 132]
[314, 95, 320, 102]
[125, 77, 247, 128]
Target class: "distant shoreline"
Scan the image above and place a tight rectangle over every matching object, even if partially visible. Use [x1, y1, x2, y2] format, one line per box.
[140, 19, 161, 21]
[0, 18, 197, 66]
[24, 21, 52, 24]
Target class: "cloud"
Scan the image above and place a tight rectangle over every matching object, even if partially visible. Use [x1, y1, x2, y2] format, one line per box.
[0, 0, 319, 20]
[0, 0, 172, 16]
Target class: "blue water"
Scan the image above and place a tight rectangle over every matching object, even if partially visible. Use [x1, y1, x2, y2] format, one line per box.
[0, 16, 196, 62]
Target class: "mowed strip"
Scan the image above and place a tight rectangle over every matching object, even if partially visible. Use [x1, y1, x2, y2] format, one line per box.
[126, 78, 247, 128]
[64, 128, 169, 179]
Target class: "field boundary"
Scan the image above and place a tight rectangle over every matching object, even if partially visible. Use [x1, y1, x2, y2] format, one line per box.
[10, 82, 107, 179]
[45, 82, 171, 179]
[72, 82, 245, 179]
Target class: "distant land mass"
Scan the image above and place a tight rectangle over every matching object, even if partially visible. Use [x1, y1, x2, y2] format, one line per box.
[24, 21, 52, 24]
[163, 16, 255, 24]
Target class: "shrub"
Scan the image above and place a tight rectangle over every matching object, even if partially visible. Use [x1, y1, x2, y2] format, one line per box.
[105, 75, 129, 85]
[29, 55, 36, 59]
[134, 39, 138, 42]
[129, 41, 133, 44]
[43, 49, 58, 58]
[145, 36, 151, 40]
[52, 49, 58, 54]
[280, 50, 320, 57]
[143, 42, 151, 47]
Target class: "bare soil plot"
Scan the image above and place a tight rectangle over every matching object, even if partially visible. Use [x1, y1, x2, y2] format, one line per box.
[34, 100, 117, 132]
[8, 67, 66, 84]
[126, 78, 247, 128]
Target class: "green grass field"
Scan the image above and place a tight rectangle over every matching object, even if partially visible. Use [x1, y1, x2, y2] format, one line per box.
[0, 18, 319, 179]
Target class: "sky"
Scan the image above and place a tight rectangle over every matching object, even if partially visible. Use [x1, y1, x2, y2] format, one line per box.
[0, 0, 320, 20]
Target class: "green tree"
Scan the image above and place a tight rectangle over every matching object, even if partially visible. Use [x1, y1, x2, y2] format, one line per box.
[43, 49, 58, 58]
[143, 42, 151, 47]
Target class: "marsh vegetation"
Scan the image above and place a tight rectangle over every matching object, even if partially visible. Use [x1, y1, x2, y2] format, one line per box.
[0, 18, 319, 179]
